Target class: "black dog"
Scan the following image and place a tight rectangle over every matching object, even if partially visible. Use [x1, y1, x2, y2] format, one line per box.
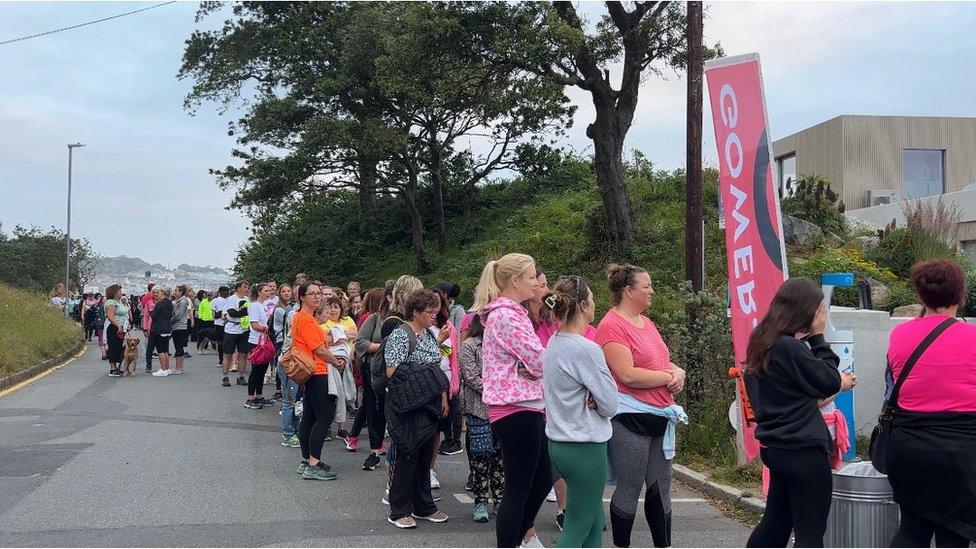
[196, 327, 221, 352]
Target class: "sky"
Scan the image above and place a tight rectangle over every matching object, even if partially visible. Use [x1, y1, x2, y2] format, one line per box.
[1, 1, 974, 269]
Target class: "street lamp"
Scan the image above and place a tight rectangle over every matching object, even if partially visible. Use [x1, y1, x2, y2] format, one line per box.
[65, 142, 85, 317]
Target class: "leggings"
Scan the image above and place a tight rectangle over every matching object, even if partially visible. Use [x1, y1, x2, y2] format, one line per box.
[145, 332, 155, 367]
[367, 380, 387, 451]
[350, 361, 372, 439]
[608, 418, 673, 548]
[492, 411, 553, 548]
[299, 374, 337, 461]
[172, 329, 189, 358]
[891, 505, 970, 548]
[550, 441, 607, 548]
[746, 446, 832, 548]
[106, 324, 124, 364]
[215, 324, 225, 363]
[466, 420, 505, 505]
[248, 362, 269, 397]
[85, 323, 97, 341]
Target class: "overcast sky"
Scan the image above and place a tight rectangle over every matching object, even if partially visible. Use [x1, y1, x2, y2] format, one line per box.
[1, 1, 974, 269]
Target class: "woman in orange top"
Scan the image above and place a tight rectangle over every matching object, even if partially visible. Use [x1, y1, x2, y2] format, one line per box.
[292, 282, 342, 481]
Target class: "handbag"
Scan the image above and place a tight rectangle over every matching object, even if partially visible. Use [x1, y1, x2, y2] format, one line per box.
[467, 416, 495, 457]
[248, 333, 275, 367]
[870, 316, 956, 474]
[280, 345, 316, 385]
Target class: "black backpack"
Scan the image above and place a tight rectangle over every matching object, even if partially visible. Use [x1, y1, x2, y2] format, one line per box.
[370, 317, 406, 395]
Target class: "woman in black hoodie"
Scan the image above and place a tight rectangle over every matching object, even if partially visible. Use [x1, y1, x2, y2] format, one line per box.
[743, 278, 857, 548]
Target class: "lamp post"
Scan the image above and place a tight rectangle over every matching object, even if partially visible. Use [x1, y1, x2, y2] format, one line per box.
[65, 142, 85, 317]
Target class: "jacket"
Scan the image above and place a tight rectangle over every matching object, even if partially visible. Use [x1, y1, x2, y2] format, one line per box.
[384, 331, 449, 455]
[458, 335, 488, 419]
[150, 298, 173, 335]
[481, 297, 546, 407]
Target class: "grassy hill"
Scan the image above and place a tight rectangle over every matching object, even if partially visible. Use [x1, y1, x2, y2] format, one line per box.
[0, 283, 82, 377]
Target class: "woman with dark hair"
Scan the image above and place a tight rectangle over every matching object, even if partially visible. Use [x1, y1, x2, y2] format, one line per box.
[743, 277, 856, 548]
[431, 288, 463, 477]
[346, 287, 386, 452]
[104, 285, 129, 378]
[522, 268, 556, 347]
[884, 259, 976, 547]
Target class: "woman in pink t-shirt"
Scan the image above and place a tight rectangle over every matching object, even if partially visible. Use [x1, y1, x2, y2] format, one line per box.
[595, 265, 685, 548]
[522, 267, 557, 347]
[885, 259, 976, 546]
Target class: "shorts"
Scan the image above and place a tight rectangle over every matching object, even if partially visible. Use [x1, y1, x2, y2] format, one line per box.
[223, 332, 250, 355]
[152, 333, 172, 354]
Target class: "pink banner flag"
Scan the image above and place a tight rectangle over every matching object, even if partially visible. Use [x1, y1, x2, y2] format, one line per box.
[705, 54, 788, 461]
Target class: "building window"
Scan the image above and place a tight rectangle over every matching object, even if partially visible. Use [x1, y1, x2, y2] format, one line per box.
[777, 153, 797, 197]
[903, 149, 945, 199]
[961, 240, 976, 261]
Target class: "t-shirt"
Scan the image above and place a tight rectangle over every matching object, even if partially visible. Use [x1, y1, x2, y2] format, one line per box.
[264, 296, 278, 318]
[595, 308, 675, 408]
[321, 317, 357, 356]
[248, 300, 269, 344]
[292, 309, 328, 375]
[887, 315, 976, 412]
[172, 297, 191, 331]
[104, 299, 130, 332]
[211, 296, 226, 326]
[198, 298, 214, 321]
[223, 294, 250, 335]
[51, 296, 65, 309]
[535, 317, 557, 348]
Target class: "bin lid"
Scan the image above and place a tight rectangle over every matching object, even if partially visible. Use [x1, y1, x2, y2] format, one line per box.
[835, 461, 887, 478]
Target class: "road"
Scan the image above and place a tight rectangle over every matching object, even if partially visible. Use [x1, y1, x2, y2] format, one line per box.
[0, 342, 750, 547]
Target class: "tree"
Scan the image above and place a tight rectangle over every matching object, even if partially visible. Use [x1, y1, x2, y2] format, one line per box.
[470, 1, 719, 247]
[0, 224, 94, 293]
[77, 254, 104, 294]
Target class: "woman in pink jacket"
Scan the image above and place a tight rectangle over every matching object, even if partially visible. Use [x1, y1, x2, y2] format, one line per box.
[480, 253, 548, 548]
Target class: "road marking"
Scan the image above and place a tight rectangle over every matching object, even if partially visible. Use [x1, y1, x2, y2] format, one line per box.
[454, 493, 706, 505]
[0, 344, 87, 399]
[454, 493, 474, 504]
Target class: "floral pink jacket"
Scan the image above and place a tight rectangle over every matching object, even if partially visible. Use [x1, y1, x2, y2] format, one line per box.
[481, 298, 546, 406]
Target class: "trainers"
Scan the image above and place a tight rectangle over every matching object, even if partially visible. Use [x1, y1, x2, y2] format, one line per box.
[151, 369, 170, 377]
[345, 436, 359, 452]
[382, 486, 390, 505]
[244, 400, 262, 409]
[413, 511, 449, 523]
[556, 510, 564, 532]
[282, 435, 300, 448]
[546, 488, 557, 502]
[388, 516, 416, 529]
[145, 365, 153, 373]
[438, 440, 464, 455]
[464, 478, 473, 492]
[296, 460, 309, 475]
[170, 369, 184, 375]
[273, 391, 282, 402]
[432, 493, 442, 503]
[473, 502, 490, 523]
[430, 470, 440, 489]
[521, 534, 545, 548]
[257, 397, 276, 407]
[302, 463, 338, 481]
[325, 430, 333, 442]
[108, 369, 122, 378]
[336, 429, 349, 440]
[222, 376, 231, 387]
[236, 376, 246, 386]
[363, 452, 381, 471]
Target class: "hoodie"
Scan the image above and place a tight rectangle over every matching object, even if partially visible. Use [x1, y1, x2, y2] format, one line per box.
[481, 297, 546, 409]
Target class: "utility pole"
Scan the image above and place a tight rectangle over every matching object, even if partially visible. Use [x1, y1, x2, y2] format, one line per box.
[684, 1, 704, 293]
[65, 142, 85, 317]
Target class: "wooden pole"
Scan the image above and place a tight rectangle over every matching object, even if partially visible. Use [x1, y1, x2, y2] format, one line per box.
[685, 1, 704, 293]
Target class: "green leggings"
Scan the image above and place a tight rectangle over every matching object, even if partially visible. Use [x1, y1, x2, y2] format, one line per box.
[549, 440, 608, 548]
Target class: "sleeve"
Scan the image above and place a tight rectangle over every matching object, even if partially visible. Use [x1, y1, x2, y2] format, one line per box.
[384, 328, 410, 368]
[784, 335, 842, 398]
[296, 315, 326, 351]
[461, 312, 473, 332]
[594, 318, 626, 348]
[355, 314, 379, 356]
[581, 344, 620, 418]
[491, 308, 545, 376]
[458, 340, 483, 393]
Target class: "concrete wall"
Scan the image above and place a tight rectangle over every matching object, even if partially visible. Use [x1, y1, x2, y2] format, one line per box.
[844, 187, 976, 239]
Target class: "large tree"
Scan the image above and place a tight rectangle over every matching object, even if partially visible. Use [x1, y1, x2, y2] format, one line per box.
[470, 1, 717, 247]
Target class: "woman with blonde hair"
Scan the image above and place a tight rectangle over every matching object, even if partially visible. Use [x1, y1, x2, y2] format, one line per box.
[479, 253, 549, 548]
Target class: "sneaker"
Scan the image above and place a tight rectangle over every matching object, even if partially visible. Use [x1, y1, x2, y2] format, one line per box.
[145, 365, 153, 373]
[388, 516, 416, 529]
[546, 488, 557, 502]
[521, 534, 545, 548]
[244, 400, 262, 409]
[473, 502, 490, 523]
[325, 430, 333, 442]
[336, 429, 349, 440]
[556, 510, 564, 532]
[296, 460, 309, 475]
[273, 391, 282, 402]
[169, 369, 184, 375]
[464, 478, 473, 492]
[413, 511, 449, 523]
[184, 353, 192, 358]
[382, 486, 390, 505]
[222, 376, 231, 387]
[281, 435, 300, 448]
[108, 369, 122, 378]
[257, 397, 276, 407]
[363, 452, 381, 471]
[432, 493, 442, 503]
[438, 440, 464, 455]
[236, 376, 246, 386]
[430, 470, 440, 489]
[302, 462, 338, 481]
[345, 436, 359, 452]
[151, 369, 170, 377]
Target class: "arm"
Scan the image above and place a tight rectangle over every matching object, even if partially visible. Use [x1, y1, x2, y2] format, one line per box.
[603, 342, 674, 388]
[582, 348, 620, 418]
[786, 335, 843, 398]
[354, 315, 382, 355]
[491, 309, 545, 376]
[106, 303, 120, 329]
[383, 329, 410, 378]
[310, 343, 340, 366]
[458, 341, 484, 393]
[187, 300, 194, 328]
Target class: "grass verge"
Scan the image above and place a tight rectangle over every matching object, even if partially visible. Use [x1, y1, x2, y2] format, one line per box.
[0, 282, 82, 377]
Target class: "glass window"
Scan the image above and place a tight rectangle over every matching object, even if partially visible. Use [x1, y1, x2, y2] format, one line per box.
[961, 240, 976, 261]
[903, 149, 945, 199]
[778, 154, 797, 197]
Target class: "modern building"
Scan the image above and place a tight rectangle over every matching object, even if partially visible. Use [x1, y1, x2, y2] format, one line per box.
[772, 115, 976, 210]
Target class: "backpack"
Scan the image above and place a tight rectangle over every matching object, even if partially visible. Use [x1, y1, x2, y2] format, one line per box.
[369, 317, 407, 395]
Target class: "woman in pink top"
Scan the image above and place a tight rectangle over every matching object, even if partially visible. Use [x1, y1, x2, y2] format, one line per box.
[479, 253, 549, 548]
[522, 267, 557, 347]
[885, 259, 976, 547]
[595, 265, 685, 548]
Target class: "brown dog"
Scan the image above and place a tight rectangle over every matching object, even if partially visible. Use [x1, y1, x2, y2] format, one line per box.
[123, 337, 141, 376]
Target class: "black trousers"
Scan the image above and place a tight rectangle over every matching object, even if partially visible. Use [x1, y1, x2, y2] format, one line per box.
[388, 433, 438, 520]
[215, 324, 225, 363]
[747, 446, 832, 548]
[439, 394, 463, 445]
[145, 331, 154, 367]
[299, 375, 337, 461]
[106, 324, 123, 364]
[248, 362, 269, 397]
[366, 379, 387, 451]
[891, 505, 970, 548]
[350, 361, 371, 439]
[492, 411, 553, 548]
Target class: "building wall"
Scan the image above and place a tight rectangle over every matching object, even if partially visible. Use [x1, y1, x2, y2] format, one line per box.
[774, 116, 976, 209]
[845, 187, 976, 231]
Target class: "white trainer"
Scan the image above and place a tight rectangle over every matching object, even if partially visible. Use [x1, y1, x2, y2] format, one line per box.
[546, 488, 557, 502]
[151, 369, 170, 377]
[429, 469, 440, 489]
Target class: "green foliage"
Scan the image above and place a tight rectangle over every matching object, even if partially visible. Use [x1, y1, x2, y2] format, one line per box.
[0, 283, 81, 376]
[789, 247, 913, 311]
[780, 173, 848, 237]
[0, 225, 95, 294]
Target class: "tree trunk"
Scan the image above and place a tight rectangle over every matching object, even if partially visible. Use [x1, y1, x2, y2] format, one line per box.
[428, 145, 448, 252]
[587, 106, 635, 247]
[402, 169, 431, 274]
[684, 1, 704, 294]
[357, 157, 377, 238]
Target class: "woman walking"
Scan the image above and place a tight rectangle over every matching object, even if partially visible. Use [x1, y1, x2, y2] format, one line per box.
[544, 276, 618, 548]
[384, 289, 451, 529]
[743, 277, 856, 548]
[171, 285, 193, 375]
[150, 286, 174, 377]
[884, 259, 976, 547]
[596, 265, 688, 549]
[104, 285, 130, 378]
[293, 283, 342, 481]
[480, 253, 549, 548]
[196, 291, 214, 353]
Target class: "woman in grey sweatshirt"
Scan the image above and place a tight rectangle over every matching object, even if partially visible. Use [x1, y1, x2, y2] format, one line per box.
[542, 276, 618, 548]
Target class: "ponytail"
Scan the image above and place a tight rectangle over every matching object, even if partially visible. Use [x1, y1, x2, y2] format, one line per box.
[545, 275, 591, 325]
[473, 261, 500, 310]
[474, 253, 536, 310]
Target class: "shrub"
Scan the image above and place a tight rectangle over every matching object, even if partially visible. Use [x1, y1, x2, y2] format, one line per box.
[780, 173, 847, 237]
[789, 247, 910, 311]
[867, 197, 966, 280]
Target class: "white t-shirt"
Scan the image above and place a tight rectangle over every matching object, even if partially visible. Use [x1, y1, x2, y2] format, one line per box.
[430, 326, 452, 383]
[248, 299, 269, 344]
[264, 296, 278, 318]
[211, 296, 227, 326]
[51, 296, 65, 309]
[223, 293, 250, 335]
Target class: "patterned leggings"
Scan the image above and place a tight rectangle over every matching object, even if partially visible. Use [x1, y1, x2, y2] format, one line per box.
[467, 429, 505, 505]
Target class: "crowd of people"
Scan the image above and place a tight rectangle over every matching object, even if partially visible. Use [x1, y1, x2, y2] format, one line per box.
[56, 252, 975, 548]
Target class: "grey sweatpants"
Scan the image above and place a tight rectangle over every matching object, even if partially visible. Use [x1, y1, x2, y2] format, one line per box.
[607, 419, 672, 516]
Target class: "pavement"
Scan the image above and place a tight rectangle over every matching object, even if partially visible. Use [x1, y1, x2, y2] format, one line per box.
[0, 342, 751, 547]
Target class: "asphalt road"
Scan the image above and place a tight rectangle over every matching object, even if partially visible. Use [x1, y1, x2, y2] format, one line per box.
[0, 342, 751, 547]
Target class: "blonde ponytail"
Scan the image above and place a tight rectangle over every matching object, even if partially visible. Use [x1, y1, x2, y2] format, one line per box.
[474, 253, 536, 309]
[473, 261, 500, 310]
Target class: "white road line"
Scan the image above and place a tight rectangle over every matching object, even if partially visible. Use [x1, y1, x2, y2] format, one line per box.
[454, 493, 474, 504]
[601, 497, 707, 503]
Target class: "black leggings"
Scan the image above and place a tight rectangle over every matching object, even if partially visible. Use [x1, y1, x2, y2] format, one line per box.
[350, 361, 374, 442]
[248, 362, 269, 397]
[106, 324, 123, 364]
[85, 323, 97, 341]
[747, 446, 832, 548]
[172, 329, 189, 358]
[492, 411, 553, 548]
[299, 375, 337, 461]
[891, 505, 970, 548]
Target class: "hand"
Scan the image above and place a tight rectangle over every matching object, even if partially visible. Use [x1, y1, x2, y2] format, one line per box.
[840, 372, 858, 391]
[516, 362, 538, 381]
[441, 393, 449, 418]
[438, 327, 450, 345]
[586, 394, 598, 410]
[667, 365, 686, 394]
[810, 302, 827, 336]
[356, 387, 364, 408]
